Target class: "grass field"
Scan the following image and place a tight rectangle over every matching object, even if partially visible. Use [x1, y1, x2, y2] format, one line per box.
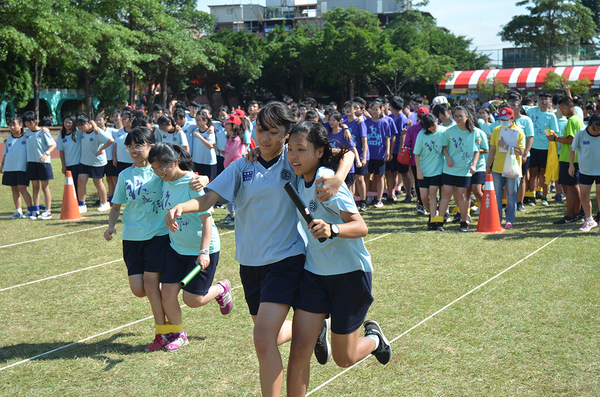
[1, 160, 599, 396]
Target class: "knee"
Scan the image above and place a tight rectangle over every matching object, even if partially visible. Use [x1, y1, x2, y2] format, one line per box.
[183, 294, 204, 308]
[130, 285, 146, 298]
[332, 351, 354, 368]
[253, 328, 275, 356]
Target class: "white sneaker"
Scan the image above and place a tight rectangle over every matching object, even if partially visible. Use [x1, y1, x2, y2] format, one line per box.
[79, 205, 88, 214]
[28, 212, 39, 220]
[39, 211, 52, 220]
[474, 206, 480, 215]
[9, 211, 22, 219]
[22, 211, 33, 218]
[579, 219, 598, 232]
[97, 202, 110, 212]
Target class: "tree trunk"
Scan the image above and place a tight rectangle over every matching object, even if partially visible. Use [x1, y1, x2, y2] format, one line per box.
[129, 70, 136, 107]
[348, 75, 355, 100]
[146, 76, 155, 114]
[84, 68, 93, 119]
[161, 68, 168, 108]
[33, 59, 42, 121]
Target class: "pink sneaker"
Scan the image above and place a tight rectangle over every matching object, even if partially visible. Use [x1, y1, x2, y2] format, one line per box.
[579, 219, 598, 232]
[145, 333, 170, 352]
[505, 222, 513, 229]
[164, 331, 188, 352]
[216, 279, 233, 315]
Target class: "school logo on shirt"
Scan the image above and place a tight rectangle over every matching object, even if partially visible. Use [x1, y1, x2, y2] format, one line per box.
[163, 135, 167, 139]
[89, 137, 94, 141]
[309, 199, 318, 213]
[281, 169, 292, 181]
[21, 141, 26, 145]
[63, 138, 68, 143]
[583, 140, 590, 145]
[243, 171, 253, 181]
[7, 143, 12, 147]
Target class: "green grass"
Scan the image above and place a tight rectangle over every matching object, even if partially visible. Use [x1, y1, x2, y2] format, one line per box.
[1, 159, 599, 396]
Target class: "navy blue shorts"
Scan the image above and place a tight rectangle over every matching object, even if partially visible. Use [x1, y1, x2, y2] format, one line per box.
[26, 162, 53, 181]
[194, 163, 217, 180]
[558, 161, 579, 186]
[2, 171, 29, 187]
[442, 173, 471, 188]
[104, 161, 117, 177]
[521, 156, 530, 176]
[239, 254, 305, 316]
[294, 270, 373, 335]
[216, 155, 225, 176]
[116, 161, 132, 175]
[345, 172, 355, 186]
[162, 246, 219, 295]
[529, 148, 548, 169]
[368, 159, 386, 175]
[79, 164, 105, 179]
[418, 174, 442, 189]
[471, 171, 486, 185]
[579, 172, 600, 185]
[355, 164, 368, 176]
[397, 162, 410, 174]
[122, 234, 169, 276]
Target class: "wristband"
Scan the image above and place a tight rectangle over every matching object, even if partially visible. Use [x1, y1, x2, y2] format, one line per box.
[199, 249, 209, 255]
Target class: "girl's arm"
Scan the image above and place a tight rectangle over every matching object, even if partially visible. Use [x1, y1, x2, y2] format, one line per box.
[415, 154, 423, 180]
[442, 146, 453, 167]
[384, 136, 391, 162]
[40, 143, 57, 163]
[104, 204, 121, 241]
[59, 150, 66, 174]
[568, 149, 576, 177]
[113, 143, 118, 167]
[308, 210, 368, 240]
[470, 151, 479, 175]
[193, 131, 216, 149]
[486, 145, 496, 174]
[351, 147, 360, 167]
[361, 137, 368, 167]
[315, 149, 355, 202]
[165, 190, 222, 232]
[196, 214, 213, 270]
[96, 138, 115, 156]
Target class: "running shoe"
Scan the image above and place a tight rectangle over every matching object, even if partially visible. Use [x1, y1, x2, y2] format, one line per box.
[216, 280, 233, 315]
[358, 201, 368, 212]
[145, 333, 170, 352]
[517, 203, 526, 212]
[473, 206, 481, 215]
[28, 211, 39, 220]
[314, 317, 331, 365]
[505, 222, 513, 229]
[459, 221, 469, 232]
[39, 211, 52, 220]
[9, 211, 22, 219]
[364, 320, 391, 365]
[435, 223, 445, 232]
[540, 199, 549, 207]
[373, 199, 384, 208]
[536, 191, 543, 199]
[366, 196, 374, 205]
[220, 214, 233, 224]
[402, 194, 413, 203]
[550, 183, 556, 193]
[98, 202, 110, 212]
[579, 219, 598, 232]
[387, 195, 396, 204]
[164, 331, 188, 351]
[452, 212, 461, 223]
[416, 204, 427, 215]
[553, 216, 575, 225]
[595, 212, 600, 223]
[528, 198, 536, 206]
[79, 205, 88, 214]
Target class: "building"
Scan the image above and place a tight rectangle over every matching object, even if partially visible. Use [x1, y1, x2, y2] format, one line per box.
[208, 0, 412, 35]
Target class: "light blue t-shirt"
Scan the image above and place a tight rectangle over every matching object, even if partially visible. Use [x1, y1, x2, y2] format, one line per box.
[25, 128, 55, 163]
[213, 121, 227, 157]
[514, 116, 534, 157]
[413, 126, 446, 177]
[56, 130, 83, 167]
[474, 127, 489, 172]
[80, 130, 112, 167]
[442, 125, 478, 177]
[207, 149, 305, 266]
[103, 127, 117, 161]
[191, 128, 217, 165]
[160, 172, 220, 256]
[478, 119, 492, 136]
[527, 107, 559, 150]
[160, 129, 189, 149]
[182, 123, 197, 149]
[112, 165, 169, 241]
[114, 129, 133, 164]
[295, 167, 372, 276]
[571, 127, 600, 176]
[3, 135, 28, 172]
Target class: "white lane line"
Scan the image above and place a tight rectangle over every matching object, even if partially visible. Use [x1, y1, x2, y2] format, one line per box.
[306, 233, 565, 396]
[0, 285, 245, 372]
[0, 230, 236, 292]
[0, 225, 107, 249]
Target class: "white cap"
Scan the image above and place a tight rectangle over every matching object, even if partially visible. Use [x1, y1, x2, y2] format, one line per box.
[432, 96, 448, 106]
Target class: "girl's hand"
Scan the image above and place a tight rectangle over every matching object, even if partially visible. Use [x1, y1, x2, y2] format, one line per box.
[96, 149, 104, 156]
[446, 157, 454, 167]
[190, 174, 209, 192]
[360, 158, 368, 168]
[246, 147, 261, 163]
[315, 174, 342, 202]
[343, 127, 352, 141]
[307, 219, 330, 239]
[486, 165, 492, 174]
[61, 165, 66, 175]
[175, 125, 182, 132]
[196, 253, 210, 270]
[568, 164, 575, 177]
[469, 165, 476, 175]
[113, 158, 118, 167]
[165, 206, 182, 232]
[104, 227, 117, 241]
[498, 138, 506, 147]
[417, 170, 424, 180]
[39, 154, 48, 163]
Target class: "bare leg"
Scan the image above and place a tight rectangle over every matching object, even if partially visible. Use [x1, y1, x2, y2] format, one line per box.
[144, 272, 166, 325]
[41, 180, 51, 211]
[18, 185, 33, 208]
[93, 177, 108, 203]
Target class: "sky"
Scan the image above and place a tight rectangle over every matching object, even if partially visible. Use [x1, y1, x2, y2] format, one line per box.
[196, 0, 527, 65]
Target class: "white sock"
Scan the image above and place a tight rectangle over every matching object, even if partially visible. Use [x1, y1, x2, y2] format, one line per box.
[587, 216, 594, 222]
[16, 208, 23, 214]
[367, 334, 379, 351]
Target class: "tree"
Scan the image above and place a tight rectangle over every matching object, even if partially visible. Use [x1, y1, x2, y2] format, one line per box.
[0, 50, 32, 109]
[542, 70, 591, 94]
[477, 77, 508, 101]
[499, 0, 596, 67]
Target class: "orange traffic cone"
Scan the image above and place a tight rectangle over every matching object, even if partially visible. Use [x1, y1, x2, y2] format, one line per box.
[60, 171, 86, 221]
[476, 173, 503, 233]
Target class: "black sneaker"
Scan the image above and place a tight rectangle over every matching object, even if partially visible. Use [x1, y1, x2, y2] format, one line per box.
[382, 193, 389, 201]
[358, 201, 368, 212]
[529, 198, 536, 206]
[387, 195, 396, 204]
[536, 191, 543, 199]
[427, 222, 435, 231]
[517, 203, 526, 212]
[402, 194, 413, 203]
[314, 318, 331, 365]
[364, 320, 391, 365]
[452, 212, 461, 223]
[553, 216, 575, 225]
[435, 223, 445, 231]
[459, 221, 469, 232]
[595, 212, 600, 223]
[444, 212, 450, 223]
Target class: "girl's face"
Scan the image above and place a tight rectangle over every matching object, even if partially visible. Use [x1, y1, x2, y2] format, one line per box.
[370, 105, 381, 118]
[588, 124, 600, 135]
[438, 110, 451, 122]
[344, 104, 353, 116]
[402, 107, 411, 117]
[255, 124, 288, 161]
[79, 123, 92, 133]
[159, 124, 172, 133]
[329, 118, 340, 129]
[63, 119, 73, 132]
[427, 120, 439, 133]
[224, 123, 234, 134]
[122, 115, 133, 129]
[112, 112, 122, 123]
[95, 116, 106, 129]
[288, 132, 323, 182]
[126, 142, 153, 166]
[354, 106, 362, 117]
[196, 116, 208, 129]
[453, 110, 468, 127]
[218, 111, 228, 121]
[151, 160, 178, 182]
[9, 120, 22, 136]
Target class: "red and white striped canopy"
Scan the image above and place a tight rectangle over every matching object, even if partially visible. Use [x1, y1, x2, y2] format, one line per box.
[439, 66, 600, 90]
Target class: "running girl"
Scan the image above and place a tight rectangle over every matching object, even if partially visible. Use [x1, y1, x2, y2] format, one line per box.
[285, 121, 391, 397]
[1, 117, 33, 218]
[149, 143, 231, 351]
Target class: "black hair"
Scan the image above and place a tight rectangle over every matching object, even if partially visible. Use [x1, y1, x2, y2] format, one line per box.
[289, 121, 346, 170]
[125, 126, 156, 146]
[507, 90, 521, 100]
[225, 121, 245, 144]
[389, 96, 404, 111]
[378, 96, 389, 105]
[539, 91, 552, 99]
[248, 100, 260, 109]
[122, 110, 139, 130]
[329, 111, 342, 122]
[353, 96, 366, 108]
[299, 102, 309, 110]
[75, 115, 89, 126]
[421, 113, 437, 134]
[148, 142, 193, 171]
[137, 115, 153, 128]
[189, 101, 200, 108]
[158, 115, 177, 131]
[202, 104, 213, 114]
[305, 109, 320, 122]
[174, 101, 187, 110]
[111, 109, 122, 117]
[410, 94, 424, 105]
[23, 111, 37, 123]
[196, 112, 213, 129]
[257, 101, 296, 133]
[282, 96, 294, 106]
[558, 96, 573, 107]
[219, 106, 229, 115]
[304, 97, 317, 108]
[290, 107, 301, 120]
[522, 97, 535, 106]
[452, 106, 474, 133]
[172, 108, 186, 120]
[153, 104, 164, 112]
[61, 114, 77, 142]
[329, 101, 337, 108]
[587, 113, 600, 129]
[551, 93, 564, 106]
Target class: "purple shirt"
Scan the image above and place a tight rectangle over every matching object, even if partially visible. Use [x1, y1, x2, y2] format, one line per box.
[365, 118, 390, 161]
[393, 113, 409, 154]
[328, 127, 356, 173]
[345, 118, 368, 161]
[405, 122, 423, 166]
